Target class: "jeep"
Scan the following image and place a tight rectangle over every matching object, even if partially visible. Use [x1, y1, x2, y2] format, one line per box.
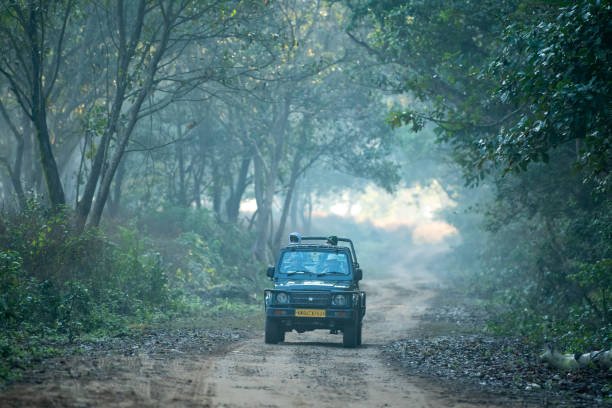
[263, 233, 366, 348]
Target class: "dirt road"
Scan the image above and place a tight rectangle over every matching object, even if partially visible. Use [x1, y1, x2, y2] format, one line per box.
[198, 276, 505, 408]
[0, 273, 507, 407]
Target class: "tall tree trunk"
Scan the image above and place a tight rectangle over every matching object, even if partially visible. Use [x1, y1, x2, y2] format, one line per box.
[107, 158, 126, 217]
[0, 1, 72, 207]
[211, 157, 222, 216]
[225, 154, 251, 223]
[75, 0, 146, 229]
[252, 153, 268, 260]
[290, 180, 299, 232]
[176, 124, 187, 207]
[272, 156, 301, 253]
[193, 164, 203, 208]
[29, 11, 65, 208]
[0, 171, 11, 206]
[0, 156, 25, 210]
[32, 111, 65, 207]
[90, 98, 148, 226]
[302, 192, 312, 235]
[252, 95, 290, 261]
[89, 0, 171, 227]
[0, 101, 26, 209]
[22, 118, 35, 191]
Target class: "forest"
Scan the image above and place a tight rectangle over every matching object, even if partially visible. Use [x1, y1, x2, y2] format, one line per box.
[0, 0, 610, 400]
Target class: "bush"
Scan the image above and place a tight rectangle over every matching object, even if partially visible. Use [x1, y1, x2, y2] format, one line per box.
[440, 159, 611, 353]
[0, 202, 266, 382]
[0, 202, 182, 381]
[137, 206, 267, 301]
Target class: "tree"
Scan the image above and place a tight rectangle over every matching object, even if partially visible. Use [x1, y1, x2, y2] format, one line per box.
[69, 0, 267, 228]
[0, 97, 26, 208]
[490, 1, 611, 183]
[344, 0, 610, 184]
[345, 0, 611, 347]
[0, 0, 75, 208]
[240, 0, 401, 261]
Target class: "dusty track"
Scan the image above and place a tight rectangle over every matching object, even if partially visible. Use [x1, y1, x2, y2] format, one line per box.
[0, 273, 507, 407]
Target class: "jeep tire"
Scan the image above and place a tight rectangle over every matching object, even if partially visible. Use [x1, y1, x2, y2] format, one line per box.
[356, 320, 362, 346]
[265, 317, 281, 344]
[342, 319, 359, 348]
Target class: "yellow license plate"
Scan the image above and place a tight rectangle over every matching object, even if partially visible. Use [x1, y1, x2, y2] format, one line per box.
[295, 309, 326, 318]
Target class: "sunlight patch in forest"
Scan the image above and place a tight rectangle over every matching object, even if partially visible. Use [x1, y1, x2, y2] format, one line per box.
[238, 180, 457, 245]
[313, 180, 457, 244]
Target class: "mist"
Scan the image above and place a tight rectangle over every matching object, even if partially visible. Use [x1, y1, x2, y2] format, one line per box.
[0, 0, 609, 402]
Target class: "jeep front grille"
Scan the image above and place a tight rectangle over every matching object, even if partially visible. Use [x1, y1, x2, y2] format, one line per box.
[290, 292, 330, 306]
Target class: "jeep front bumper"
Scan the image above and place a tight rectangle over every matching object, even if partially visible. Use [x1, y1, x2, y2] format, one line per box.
[266, 307, 356, 320]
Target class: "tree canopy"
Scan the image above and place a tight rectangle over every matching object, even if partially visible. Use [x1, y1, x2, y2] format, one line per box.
[343, 0, 611, 348]
[0, 0, 609, 367]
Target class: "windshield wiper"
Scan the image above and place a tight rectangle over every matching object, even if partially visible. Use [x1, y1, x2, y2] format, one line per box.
[285, 270, 313, 275]
[316, 271, 347, 276]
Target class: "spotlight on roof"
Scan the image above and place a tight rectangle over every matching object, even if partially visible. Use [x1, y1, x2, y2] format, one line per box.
[289, 232, 301, 244]
[327, 235, 338, 246]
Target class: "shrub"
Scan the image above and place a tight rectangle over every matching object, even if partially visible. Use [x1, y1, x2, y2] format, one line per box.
[0, 201, 265, 382]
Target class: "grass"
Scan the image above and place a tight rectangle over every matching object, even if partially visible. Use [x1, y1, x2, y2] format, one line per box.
[164, 300, 264, 331]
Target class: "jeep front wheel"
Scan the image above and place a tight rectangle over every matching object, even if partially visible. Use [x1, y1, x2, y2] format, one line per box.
[265, 317, 281, 344]
[342, 320, 359, 348]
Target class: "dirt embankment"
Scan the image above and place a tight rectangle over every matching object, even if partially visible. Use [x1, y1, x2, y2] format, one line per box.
[383, 291, 612, 407]
[2, 271, 603, 407]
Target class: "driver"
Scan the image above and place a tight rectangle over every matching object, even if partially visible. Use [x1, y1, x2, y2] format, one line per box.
[321, 253, 347, 274]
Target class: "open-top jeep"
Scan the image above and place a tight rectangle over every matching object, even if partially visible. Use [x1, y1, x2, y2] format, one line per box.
[264, 233, 366, 348]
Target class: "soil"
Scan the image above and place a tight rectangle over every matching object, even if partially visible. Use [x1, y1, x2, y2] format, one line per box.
[1, 270, 608, 407]
[383, 289, 612, 407]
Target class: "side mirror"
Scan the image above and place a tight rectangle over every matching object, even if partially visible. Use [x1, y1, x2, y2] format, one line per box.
[354, 268, 363, 281]
[266, 266, 275, 279]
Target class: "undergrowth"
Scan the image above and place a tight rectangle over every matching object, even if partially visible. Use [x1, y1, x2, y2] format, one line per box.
[0, 201, 266, 383]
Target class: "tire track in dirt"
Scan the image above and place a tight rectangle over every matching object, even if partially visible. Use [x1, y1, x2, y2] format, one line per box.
[198, 275, 506, 407]
[0, 273, 509, 407]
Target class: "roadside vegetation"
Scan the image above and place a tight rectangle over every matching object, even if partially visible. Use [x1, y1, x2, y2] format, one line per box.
[0, 0, 609, 394]
[345, 0, 610, 354]
[0, 0, 396, 384]
[0, 201, 266, 382]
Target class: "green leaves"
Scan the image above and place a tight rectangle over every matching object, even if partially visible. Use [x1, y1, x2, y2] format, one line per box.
[347, 0, 610, 188]
[491, 1, 611, 181]
[348, 0, 612, 352]
[387, 110, 424, 132]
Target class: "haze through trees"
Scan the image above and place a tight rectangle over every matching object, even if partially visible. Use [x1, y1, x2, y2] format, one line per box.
[0, 0, 399, 257]
[343, 0, 611, 348]
[0, 0, 609, 353]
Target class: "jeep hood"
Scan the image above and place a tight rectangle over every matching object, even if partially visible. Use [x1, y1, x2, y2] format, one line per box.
[274, 280, 355, 291]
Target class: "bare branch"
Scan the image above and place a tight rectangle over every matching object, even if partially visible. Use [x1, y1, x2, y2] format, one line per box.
[0, 99, 24, 143]
[44, 0, 74, 100]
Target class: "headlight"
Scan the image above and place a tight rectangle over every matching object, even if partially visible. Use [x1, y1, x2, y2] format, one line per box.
[276, 292, 289, 304]
[332, 294, 347, 306]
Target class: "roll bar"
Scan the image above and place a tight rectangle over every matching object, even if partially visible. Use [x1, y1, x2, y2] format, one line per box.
[290, 235, 359, 266]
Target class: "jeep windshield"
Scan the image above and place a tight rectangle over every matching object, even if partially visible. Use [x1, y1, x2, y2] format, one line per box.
[277, 249, 351, 279]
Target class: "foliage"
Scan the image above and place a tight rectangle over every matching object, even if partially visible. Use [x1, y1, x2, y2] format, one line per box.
[348, 0, 611, 184]
[345, 0, 518, 183]
[487, 1, 611, 188]
[348, 0, 611, 350]
[441, 156, 611, 351]
[0, 201, 263, 383]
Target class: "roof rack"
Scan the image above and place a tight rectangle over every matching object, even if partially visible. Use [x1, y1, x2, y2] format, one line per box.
[290, 235, 358, 265]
